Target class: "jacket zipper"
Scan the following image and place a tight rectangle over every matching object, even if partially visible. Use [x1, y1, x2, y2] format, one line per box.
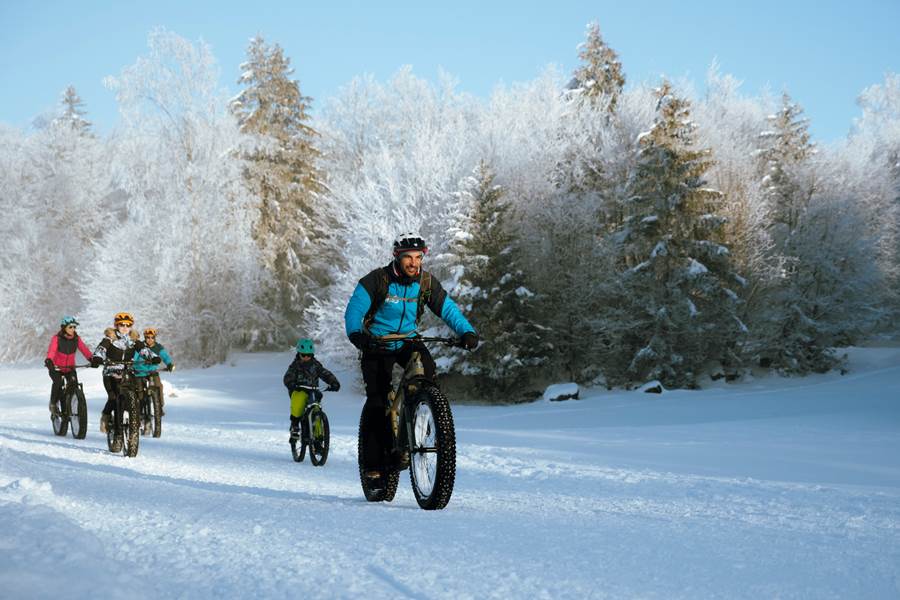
[394, 283, 410, 334]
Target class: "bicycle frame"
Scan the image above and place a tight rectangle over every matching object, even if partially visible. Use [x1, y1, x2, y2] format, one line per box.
[104, 360, 142, 456]
[376, 334, 458, 459]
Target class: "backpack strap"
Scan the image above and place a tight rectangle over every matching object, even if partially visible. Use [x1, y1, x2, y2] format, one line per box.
[415, 270, 432, 323]
[363, 269, 390, 330]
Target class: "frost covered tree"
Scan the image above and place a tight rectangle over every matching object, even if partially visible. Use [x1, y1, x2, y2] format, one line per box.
[694, 67, 775, 353]
[88, 29, 265, 365]
[568, 21, 625, 112]
[305, 69, 480, 363]
[754, 94, 845, 373]
[848, 73, 900, 334]
[57, 85, 93, 135]
[0, 89, 110, 360]
[231, 36, 329, 341]
[758, 93, 816, 238]
[615, 81, 745, 387]
[441, 162, 545, 399]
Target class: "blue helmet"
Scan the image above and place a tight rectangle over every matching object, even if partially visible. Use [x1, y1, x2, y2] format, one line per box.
[296, 338, 315, 354]
[60, 316, 79, 328]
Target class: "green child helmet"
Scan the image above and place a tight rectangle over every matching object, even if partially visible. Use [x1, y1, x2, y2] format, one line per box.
[296, 338, 315, 355]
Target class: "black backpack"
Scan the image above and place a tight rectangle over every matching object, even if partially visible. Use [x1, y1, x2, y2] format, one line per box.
[363, 269, 433, 329]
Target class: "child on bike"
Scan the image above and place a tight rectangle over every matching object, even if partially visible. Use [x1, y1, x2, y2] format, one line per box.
[45, 316, 93, 415]
[90, 312, 160, 432]
[283, 338, 340, 441]
[134, 328, 175, 425]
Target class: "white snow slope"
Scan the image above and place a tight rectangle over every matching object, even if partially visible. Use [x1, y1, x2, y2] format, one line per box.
[2, 347, 899, 599]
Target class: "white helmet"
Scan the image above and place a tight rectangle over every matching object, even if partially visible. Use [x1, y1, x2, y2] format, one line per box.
[392, 232, 428, 256]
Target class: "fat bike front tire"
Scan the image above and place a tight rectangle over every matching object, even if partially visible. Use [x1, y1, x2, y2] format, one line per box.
[409, 385, 456, 510]
[308, 409, 330, 467]
[124, 392, 141, 457]
[70, 386, 88, 440]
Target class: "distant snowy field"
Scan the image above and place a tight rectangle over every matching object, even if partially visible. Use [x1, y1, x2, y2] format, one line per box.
[2, 347, 899, 599]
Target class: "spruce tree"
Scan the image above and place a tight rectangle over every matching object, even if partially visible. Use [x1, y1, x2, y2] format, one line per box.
[569, 21, 625, 112]
[56, 85, 93, 135]
[616, 81, 744, 388]
[759, 93, 814, 236]
[447, 162, 545, 399]
[232, 36, 327, 339]
[756, 94, 842, 373]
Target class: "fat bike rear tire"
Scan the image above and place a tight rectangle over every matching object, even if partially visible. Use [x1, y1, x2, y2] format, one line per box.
[51, 394, 68, 437]
[149, 387, 163, 438]
[357, 411, 399, 502]
[108, 407, 123, 454]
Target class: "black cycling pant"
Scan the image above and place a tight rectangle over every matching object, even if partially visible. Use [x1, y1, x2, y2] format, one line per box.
[102, 375, 121, 416]
[48, 370, 75, 406]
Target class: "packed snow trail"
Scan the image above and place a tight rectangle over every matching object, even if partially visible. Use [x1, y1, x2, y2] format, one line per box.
[2, 347, 899, 599]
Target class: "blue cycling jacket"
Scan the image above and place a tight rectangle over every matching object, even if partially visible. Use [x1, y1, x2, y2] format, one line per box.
[134, 343, 173, 377]
[344, 264, 475, 348]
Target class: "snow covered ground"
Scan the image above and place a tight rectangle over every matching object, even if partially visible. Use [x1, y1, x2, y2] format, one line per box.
[2, 347, 899, 599]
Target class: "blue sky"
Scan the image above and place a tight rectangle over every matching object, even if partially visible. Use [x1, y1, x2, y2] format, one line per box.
[1, 0, 897, 142]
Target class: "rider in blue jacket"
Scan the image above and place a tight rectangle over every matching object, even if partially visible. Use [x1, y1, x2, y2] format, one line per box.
[134, 328, 175, 424]
[344, 232, 478, 483]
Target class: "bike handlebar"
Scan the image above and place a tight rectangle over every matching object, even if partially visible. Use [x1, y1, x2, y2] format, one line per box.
[373, 333, 464, 347]
[51, 364, 93, 371]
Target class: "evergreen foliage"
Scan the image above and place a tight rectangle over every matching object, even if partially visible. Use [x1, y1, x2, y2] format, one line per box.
[56, 85, 93, 135]
[614, 81, 744, 387]
[444, 162, 545, 399]
[0, 27, 897, 391]
[232, 36, 328, 340]
[755, 94, 842, 373]
[570, 21, 625, 112]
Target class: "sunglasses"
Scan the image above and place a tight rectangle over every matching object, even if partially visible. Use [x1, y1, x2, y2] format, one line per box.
[117, 323, 133, 328]
[299, 353, 313, 358]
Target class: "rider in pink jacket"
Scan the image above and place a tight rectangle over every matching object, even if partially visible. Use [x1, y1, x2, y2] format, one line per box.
[45, 316, 92, 414]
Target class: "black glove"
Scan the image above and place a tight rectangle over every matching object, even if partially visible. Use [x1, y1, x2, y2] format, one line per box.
[151, 356, 162, 365]
[44, 358, 55, 370]
[166, 363, 175, 372]
[90, 356, 103, 368]
[461, 332, 479, 350]
[349, 331, 376, 351]
[326, 382, 340, 392]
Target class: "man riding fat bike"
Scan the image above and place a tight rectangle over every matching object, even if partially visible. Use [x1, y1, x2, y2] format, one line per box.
[344, 232, 478, 483]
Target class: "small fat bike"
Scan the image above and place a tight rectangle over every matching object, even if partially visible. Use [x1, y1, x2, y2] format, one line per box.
[137, 375, 163, 438]
[50, 366, 90, 439]
[104, 360, 142, 457]
[290, 385, 330, 466]
[358, 335, 461, 510]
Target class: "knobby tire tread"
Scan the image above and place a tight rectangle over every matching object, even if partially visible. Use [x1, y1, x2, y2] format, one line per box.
[309, 409, 330, 466]
[410, 385, 456, 510]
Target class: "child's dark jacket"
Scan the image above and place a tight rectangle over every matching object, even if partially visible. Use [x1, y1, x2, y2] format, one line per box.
[283, 355, 339, 392]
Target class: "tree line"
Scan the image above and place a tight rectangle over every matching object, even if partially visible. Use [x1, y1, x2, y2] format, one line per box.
[1, 25, 897, 400]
